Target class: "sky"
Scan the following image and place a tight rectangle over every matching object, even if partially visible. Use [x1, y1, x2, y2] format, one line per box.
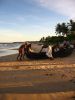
[0, 0, 75, 42]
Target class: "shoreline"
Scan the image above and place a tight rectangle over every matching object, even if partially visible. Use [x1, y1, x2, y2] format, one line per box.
[0, 50, 75, 63]
[0, 53, 18, 62]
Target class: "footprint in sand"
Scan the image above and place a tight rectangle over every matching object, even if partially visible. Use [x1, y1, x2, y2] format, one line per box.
[45, 73, 53, 76]
[69, 79, 75, 83]
[71, 96, 75, 99]
[61, 74, 67, 78]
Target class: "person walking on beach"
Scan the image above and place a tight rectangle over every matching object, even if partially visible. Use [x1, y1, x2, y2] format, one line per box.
[17, 42, 27, 60]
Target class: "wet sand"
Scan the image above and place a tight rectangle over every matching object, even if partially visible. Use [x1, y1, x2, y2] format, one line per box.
[0, 91, 75, 100]
[0, 50, 75, 100]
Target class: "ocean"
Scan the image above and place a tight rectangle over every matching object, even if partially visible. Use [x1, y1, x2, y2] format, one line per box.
[0, 42, 43, 57]
[0, 43, 22, 57]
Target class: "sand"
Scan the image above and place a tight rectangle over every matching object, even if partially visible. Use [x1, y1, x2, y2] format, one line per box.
[0, 50, 75, 100]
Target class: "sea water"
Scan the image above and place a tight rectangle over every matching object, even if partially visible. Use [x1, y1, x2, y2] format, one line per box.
[0, 43, 22, 57]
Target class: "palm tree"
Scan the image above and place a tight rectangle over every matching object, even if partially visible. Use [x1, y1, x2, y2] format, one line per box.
[55, 23, 62, 36]
[61, 23, 68, 36]
[56, 23, 68, 36]
[68, 20, 75, 34]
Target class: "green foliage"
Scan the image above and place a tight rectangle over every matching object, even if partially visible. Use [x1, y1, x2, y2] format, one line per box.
[40, 37, 45, 42]
[67, 34, 75, 41]
[69, 20, 75, 34]
[56, 19, 75, 36]
[56, 23, 62, 35]
[39, 34, 75, 45]
[56, 22, 68, 36]
[40, 36, 64, 45]
[40, 19, 75, 45]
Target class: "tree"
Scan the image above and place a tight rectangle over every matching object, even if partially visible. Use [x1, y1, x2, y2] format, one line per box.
[56, 23, 62, 35]
[68, 20, 75, 34]
[40, 37, 45, 43]
[55, 23, 68, 36]
[61, 23, 68, 36]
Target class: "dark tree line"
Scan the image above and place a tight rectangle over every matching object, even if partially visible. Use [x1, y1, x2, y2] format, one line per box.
[56, 19, 75, 36]
[40, 19, 75, 45]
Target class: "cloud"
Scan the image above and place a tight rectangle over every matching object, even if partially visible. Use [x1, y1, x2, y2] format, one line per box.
[0, 29, 26, 42]
[35, 0, 75, 19]
[0, 29, 45, 42]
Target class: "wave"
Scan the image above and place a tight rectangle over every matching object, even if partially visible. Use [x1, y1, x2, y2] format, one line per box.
[0, 43, 21, 57]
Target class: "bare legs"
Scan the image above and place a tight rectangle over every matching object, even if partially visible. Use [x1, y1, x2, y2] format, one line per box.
[17, 53, 25, 61]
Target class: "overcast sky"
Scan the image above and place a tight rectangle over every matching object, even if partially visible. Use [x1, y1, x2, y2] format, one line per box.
[0, 0, 75, 42]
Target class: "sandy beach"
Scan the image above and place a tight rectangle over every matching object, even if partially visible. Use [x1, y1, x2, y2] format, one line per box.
[0, 50, 75, 100]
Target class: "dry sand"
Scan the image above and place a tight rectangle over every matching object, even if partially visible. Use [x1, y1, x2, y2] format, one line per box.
[0, 50, 75, 100]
